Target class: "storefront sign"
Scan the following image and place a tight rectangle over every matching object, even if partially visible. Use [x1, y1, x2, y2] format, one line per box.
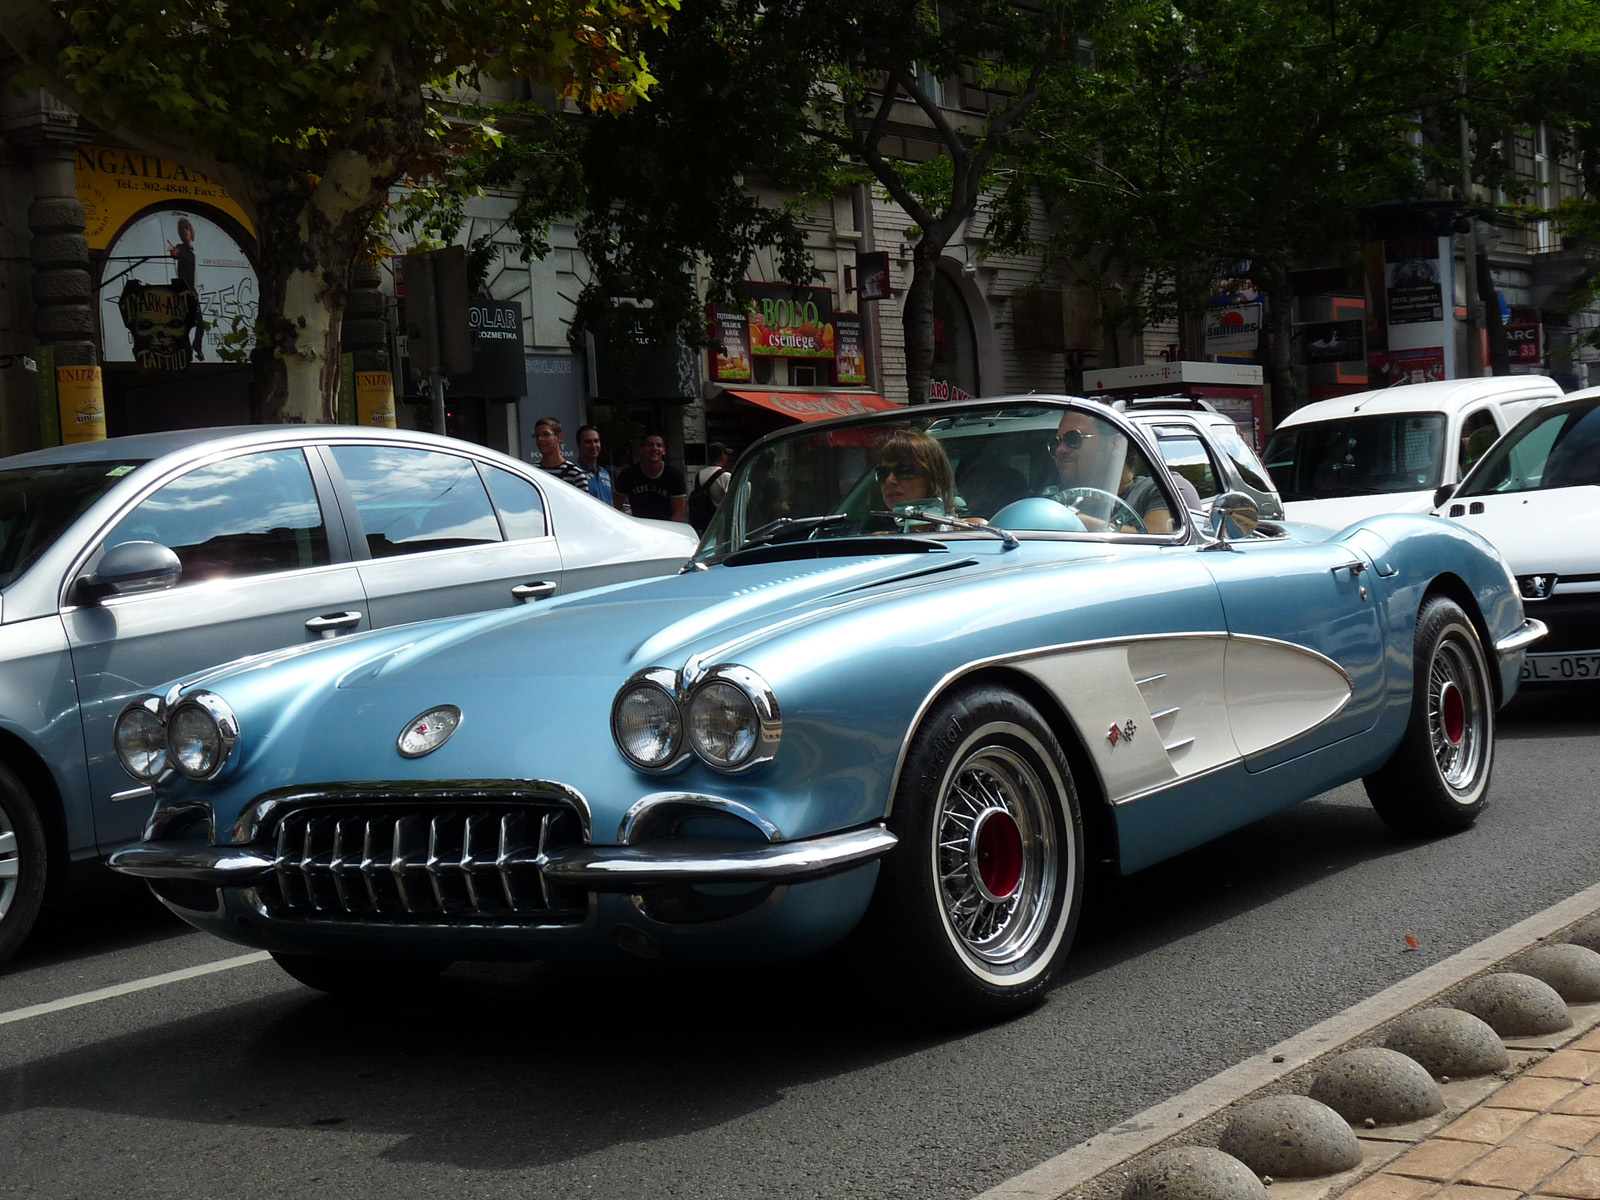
[116, 281, 199, 372]
[1505, 323, 1542, 363]
[708, 305, 753, 382]
[1205, 303, 1262, 357]
[1304, 319, 1365, 364]
[1388, 346, 1445, 386]
[75, 144, 254, 249]
[57, 365, 107, 443]
[356, 372, 398, 427]
[929, 379, 973, 402]
[834, 313, 866, 385]
[856, 251, 891, 301]
[1385, 239, 1444, 325]
[99, 210, 258, 365]
[747, 283, 836, 359]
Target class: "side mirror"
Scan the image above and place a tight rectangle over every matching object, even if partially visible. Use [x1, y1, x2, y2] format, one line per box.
[1432, 484, 1455, 509]
[1208, 491, 1260, 541]
[75, 540, 182, 602]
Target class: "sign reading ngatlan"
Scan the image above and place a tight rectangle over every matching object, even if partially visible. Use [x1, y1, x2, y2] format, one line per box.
[75, 145, 254, 249]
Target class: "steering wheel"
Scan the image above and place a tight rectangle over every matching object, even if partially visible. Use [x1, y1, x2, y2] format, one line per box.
[1056, 486, 1147, 534]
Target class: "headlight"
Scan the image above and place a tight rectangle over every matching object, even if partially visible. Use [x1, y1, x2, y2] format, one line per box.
[612, 674, 684, 771]
[114, 698, 168, 782]
[166, 693, 239, 781]
[686, 666, 780, 772]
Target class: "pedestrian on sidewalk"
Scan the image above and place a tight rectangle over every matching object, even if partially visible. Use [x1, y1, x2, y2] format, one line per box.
[575, 424, 614, 506]
[613, 433, 687, 523]
[688, 442, 732, 535]
[532, 416, 590, 491]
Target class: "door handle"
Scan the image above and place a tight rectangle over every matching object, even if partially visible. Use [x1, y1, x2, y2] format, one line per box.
[305, 610, 363, 638]
[512, 580, 559, 603]
[1330, 560, 1367, 577]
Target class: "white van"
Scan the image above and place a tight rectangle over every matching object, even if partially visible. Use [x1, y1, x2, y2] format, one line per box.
[1262, 376, 1562, 527]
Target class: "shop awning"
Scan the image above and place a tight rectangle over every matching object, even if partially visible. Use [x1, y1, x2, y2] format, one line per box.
[725, 390, 902, 422]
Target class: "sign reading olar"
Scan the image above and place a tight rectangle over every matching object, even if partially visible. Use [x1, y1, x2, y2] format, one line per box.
[57, 366, 107, 443]
[747, 283, 836, 359]
[75, 145, 254, 250]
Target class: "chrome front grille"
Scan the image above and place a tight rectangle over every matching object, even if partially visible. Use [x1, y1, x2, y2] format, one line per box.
[258, 801, 587, 926]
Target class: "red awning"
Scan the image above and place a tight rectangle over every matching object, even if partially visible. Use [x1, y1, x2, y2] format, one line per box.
[725, 390, 902, 422]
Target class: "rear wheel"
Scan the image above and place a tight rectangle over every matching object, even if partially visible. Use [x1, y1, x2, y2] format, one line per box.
[862, 686, 1083, 1024]
[1363, 597, 1494, 835]
[0, 764, 48, 965]
[270, 952, 450, 997]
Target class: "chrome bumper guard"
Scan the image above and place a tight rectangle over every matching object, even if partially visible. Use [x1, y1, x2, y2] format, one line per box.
[110, 823, 898, 891]
[1495, 618, 1548, 664]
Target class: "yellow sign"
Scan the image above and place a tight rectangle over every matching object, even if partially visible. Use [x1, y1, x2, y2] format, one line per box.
[74, 144, 254, 250]
[356, 372, 398, 428]
[57, 366, 107, 444]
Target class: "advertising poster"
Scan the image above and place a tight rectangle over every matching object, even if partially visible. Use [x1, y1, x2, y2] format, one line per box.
[1388, 346, 1445, 386]
[708, 305, 753, 382]
[356, 372, 398, 427]
[856, 251, 891, 301]
[834, 313, 866, 385]
[747, 283, 836, 359]
[1385, 239, 1444, 325]
[1304, 319, 1365, 364]
[1205, 302, 1263, 359]
[57, 365, 106, 444]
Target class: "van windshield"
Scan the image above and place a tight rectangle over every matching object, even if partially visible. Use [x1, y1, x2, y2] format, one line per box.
[0, 460, 144, 587]
[1263, 414, 1445, 500]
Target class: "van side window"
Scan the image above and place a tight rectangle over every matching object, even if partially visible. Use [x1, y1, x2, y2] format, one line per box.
[1459, 410, 1499, 474]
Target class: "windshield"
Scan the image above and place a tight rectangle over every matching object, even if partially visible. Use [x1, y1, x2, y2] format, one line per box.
[1456, 396, 1600, 497]
[0, 459, 144, 588]
[695, 400, 1183, 561]
[1263, 412, 1446, 500]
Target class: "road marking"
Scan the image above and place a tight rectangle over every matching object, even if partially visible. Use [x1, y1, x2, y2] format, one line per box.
[0, 951, 271, 1027]
[976, 879, 1600, 1200]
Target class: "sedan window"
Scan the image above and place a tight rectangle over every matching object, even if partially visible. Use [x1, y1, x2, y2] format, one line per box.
[0, 460, 144, 588]
[102, 449, 329, 583]
[330, 445, 502, 557]
[482, 466, 548, 540]
[1150, 427, 1220, 499]
[1457, 396, 1600, 496]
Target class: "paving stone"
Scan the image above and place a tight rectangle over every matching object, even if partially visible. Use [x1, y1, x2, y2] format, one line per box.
[1122, 1146, 1268, 1200]
[1387, 1009, 1511, 1079]
[1390, 1139, 1491, 1182]
[1522, 1115, 1600, 1151]
[1438, 1108, 1537, 1145]
[1342, 1175, 1440, 1200]
[1220, 1095, 1364, 1179]
[1311, 1049, 1446, 1125]
[1457, 974, 1574, 1038]
[1458, 1144, 1573, 1191]
[1530, 1052, 1600, 1084]
[1537, 1154, 1600, 1200]
[1514, 946, 1600, 1005]
[1430, 1184, 1522, 1200]
[1555, 1087, 1600, 1117]
[1577, 1029, 1600, 1054]
[1487, 1076, 1584, 1112]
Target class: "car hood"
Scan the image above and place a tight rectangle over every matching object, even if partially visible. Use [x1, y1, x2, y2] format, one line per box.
[1282, 490, 1434, 527]
[1439, 487, 1600, 575]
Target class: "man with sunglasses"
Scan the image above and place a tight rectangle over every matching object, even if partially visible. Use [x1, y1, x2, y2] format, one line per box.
[1053, 410, 1190, 533]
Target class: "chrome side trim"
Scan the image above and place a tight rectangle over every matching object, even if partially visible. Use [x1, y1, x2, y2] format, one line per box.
[1495, 618, 1548, 662]
[541, 823, 897, 888]
[618, 792, 784, 844]
[111, 785, 155, 804]
[884, 631, 1355, 817]
[109, 841, 276, 882]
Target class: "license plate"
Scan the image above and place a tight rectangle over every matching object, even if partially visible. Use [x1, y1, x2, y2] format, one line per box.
[1521, 653, 1600, 682]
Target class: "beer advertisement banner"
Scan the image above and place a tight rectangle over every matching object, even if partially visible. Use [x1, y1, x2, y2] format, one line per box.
[57, 365, 107, 444]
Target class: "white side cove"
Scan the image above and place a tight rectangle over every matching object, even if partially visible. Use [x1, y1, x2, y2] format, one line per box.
[1017, 634, 1352, 805]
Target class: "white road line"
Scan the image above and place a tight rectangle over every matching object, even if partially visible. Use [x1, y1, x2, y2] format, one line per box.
[976, 879, 1600, 1200]
[0, 951, 271, 1027]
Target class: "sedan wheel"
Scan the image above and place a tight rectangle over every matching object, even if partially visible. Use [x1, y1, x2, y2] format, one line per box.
[0, 764, 48, 965]
[1364, 596, 1494, 835]
[863, 685, 1083, 1024]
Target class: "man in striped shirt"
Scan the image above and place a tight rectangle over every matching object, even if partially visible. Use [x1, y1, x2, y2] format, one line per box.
[532, 416, 590, 492]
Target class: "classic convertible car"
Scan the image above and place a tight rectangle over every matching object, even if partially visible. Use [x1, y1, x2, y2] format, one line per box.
[108, 398, 1543, 1022]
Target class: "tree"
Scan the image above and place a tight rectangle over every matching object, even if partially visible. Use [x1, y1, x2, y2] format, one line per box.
[1, 0, 675, 422]
[1000, 0, 1533, 417]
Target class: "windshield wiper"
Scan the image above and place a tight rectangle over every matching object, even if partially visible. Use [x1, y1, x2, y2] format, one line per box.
[874, 508, 1019, 550]
[739, 514, 851, 549]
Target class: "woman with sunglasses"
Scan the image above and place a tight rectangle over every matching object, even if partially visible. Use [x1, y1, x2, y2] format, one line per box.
[875, 430, 957, 517]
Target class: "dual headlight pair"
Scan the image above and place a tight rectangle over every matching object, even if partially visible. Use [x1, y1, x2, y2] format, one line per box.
[612, 664, 780, 774]
[114, 691, 239, 783]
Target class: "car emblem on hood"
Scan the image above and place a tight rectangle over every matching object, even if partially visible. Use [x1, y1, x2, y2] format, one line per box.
[1518, 574, 1557, 600]
[397, 705, 462, 758]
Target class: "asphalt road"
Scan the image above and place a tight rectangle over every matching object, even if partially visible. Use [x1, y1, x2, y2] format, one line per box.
[3, 686, 1598, 1200]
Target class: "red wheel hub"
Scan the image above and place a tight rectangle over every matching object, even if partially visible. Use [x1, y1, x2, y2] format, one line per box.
[1440, 680, 1466, 745]
[972, 809, 1023, 900]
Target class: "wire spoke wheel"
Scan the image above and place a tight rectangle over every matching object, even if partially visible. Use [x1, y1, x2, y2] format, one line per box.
[1429, 632, 1486, 793]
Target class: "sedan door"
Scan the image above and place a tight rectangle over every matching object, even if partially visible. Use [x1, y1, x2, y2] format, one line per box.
[322, 443, 565, 627]
[64, 446, 371, 851]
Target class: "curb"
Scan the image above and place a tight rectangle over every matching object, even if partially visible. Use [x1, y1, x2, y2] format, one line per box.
[974, 880, 1600, 1200]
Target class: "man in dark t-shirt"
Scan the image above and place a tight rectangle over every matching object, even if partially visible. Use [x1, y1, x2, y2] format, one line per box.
[613, 433, 687, 522]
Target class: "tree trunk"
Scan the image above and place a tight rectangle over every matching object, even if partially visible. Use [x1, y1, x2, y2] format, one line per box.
[902, 241, 940, 404]
[1257, 265, 1302, 425]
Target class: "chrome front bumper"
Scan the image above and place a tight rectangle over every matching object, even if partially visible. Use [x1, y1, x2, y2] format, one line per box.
[1495, 617, 1548, 666]
[109, 823, 898, 891]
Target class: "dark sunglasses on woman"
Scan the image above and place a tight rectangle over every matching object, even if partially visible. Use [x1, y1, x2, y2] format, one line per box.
[875, 461, 925, 482]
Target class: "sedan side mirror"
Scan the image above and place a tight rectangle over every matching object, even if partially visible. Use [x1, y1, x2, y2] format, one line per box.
[1432, 484, 1455, 509]
[1208, 491, 1260, 541]
[75, 540, 183, 603]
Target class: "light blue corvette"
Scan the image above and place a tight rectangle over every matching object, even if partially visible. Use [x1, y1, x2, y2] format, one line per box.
[109, 398, 1544, 1022]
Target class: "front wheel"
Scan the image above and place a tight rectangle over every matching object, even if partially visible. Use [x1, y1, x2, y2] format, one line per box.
[861, 686, 1084, 1024]
[270, 952, 450, 997]
[0, 764, 48, 965]
[1363, 596, 1494, 835]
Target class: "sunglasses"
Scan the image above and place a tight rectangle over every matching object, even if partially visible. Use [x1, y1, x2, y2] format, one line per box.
[875, 461, 926, 483]
[1050, 429, 1099, 451]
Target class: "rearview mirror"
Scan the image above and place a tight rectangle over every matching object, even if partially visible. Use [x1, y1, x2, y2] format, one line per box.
[1432, 484, 1455, 509]
[76, 540, 182, 602]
